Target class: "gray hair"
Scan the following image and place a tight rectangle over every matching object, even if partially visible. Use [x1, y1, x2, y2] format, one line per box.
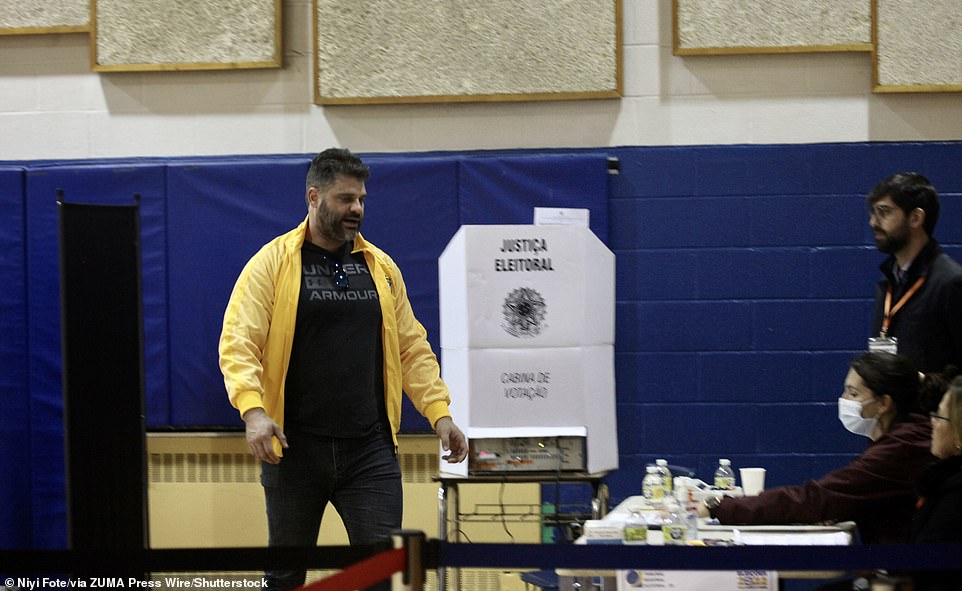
[305, 148, 370, 204]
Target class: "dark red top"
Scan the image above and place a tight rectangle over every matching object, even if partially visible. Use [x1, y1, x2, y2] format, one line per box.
[715, 413, 934, 543]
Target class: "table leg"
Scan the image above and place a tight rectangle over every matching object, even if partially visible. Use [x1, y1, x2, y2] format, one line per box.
[437, 481, 461, 591]
[437, 482, 447, 591]
[591, 481, 609, 519]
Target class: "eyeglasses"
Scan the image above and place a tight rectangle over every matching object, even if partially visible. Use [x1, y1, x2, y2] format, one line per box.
[929, 412, 951, 423]
[322, 255, 350, 290]
[868, 204, 897, 221]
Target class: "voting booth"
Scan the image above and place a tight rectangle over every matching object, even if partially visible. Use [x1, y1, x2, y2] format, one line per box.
[438, 224, 618, 477]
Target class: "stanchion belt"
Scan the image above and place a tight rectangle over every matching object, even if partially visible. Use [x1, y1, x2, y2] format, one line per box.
[298, 547, 406, 591]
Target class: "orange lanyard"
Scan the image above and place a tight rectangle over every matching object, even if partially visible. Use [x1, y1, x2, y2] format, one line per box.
[881, 276, 926, 336]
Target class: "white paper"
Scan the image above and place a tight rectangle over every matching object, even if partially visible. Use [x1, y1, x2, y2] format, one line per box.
[534, 207, 590, 227]
[733, 529, 851, 546]
[618, 569, 777, 590]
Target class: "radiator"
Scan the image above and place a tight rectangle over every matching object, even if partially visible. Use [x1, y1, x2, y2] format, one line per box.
[146, 433, 539, 590]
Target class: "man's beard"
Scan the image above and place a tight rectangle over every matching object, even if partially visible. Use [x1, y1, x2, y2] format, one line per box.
[874, 225, 908, 254]
[317, 200, 361, 244]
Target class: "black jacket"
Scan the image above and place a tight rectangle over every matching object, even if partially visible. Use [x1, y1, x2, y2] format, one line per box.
[910, 455, 962, 591]
[912, 454, 962, 543]
[872, 239, 962, 376]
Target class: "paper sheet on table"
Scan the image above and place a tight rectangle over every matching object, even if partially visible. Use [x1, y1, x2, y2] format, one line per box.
[733, 529, 851, 545]
[617, 569, 777, 591]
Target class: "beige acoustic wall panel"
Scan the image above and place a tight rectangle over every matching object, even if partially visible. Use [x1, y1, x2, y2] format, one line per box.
[673, 0, 871, 55]
[314, 0, 622, 105]
[92, 0, 281, 71]
[873, 0, 962, 93]
[0, 0, 88, 35]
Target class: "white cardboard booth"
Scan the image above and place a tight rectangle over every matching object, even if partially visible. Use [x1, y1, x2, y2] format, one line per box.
[438, 224, 618, 477]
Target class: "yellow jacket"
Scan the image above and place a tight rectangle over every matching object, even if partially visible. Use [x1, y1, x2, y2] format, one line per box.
[218, 218, 452, 455]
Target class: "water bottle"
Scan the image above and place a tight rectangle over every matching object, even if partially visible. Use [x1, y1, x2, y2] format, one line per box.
[662, 501, 688, 545]
[673, 477, 699, 539]
[714, 458, 736, 490]
[623, 506, 648, 545]
[673, 476, 689, 503]
[683, 501, 699, 540]
[642, 465, 665, 503]
[656, 459, 673, 493]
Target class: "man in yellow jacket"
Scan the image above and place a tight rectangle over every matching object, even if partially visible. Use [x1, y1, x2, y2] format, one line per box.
[219, 148, 467, 591]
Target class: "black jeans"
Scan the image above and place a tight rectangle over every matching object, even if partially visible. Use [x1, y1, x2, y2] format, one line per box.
[260, 429, 402, 591]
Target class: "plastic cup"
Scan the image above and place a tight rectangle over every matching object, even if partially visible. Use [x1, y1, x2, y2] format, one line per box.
[739, 467, 766, 496]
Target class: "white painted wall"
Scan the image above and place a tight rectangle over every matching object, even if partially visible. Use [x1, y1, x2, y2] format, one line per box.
[1, 0, 961, 161]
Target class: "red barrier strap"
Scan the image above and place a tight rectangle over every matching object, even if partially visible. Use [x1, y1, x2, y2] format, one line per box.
[298, 547, 407, 591]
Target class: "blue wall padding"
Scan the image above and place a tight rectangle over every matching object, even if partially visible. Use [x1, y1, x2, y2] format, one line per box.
[0, 167, 30, 548]
[361, 155, 462, 339]
[166, 157, 310, 427]
[458, 153, 610, 242]
[164, 153, 605, 430]
[360, 156, 462, 431]
[3, 151, 610, 548]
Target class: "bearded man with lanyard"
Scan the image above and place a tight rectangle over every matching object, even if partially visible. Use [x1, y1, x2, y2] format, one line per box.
[867, 172, 962, 396]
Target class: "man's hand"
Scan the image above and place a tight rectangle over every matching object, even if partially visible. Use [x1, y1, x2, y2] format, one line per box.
[242, 408, 288, 464]
[434, 416, 467, 463]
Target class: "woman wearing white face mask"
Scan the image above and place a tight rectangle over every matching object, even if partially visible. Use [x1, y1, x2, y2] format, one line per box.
[836, 353, 920, 442]
[698, 352, 936, 544]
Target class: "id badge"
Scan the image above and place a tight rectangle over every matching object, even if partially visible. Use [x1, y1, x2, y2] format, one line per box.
[868, 336, 898, 355]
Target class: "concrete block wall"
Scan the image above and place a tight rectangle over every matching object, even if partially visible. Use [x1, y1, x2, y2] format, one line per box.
[604, 141, 962, 501]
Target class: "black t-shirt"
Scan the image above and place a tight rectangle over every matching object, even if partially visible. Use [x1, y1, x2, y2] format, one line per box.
[284, 241, 386, 437]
